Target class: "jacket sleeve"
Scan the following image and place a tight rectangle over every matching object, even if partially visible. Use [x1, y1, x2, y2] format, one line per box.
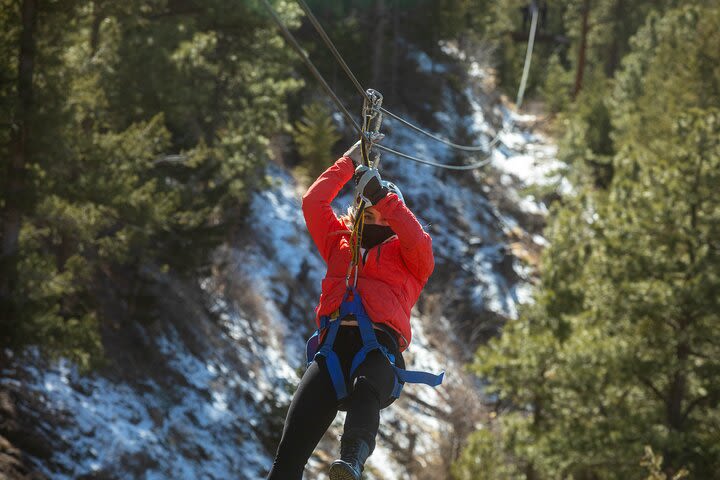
[302, 156, 355, 263]
[374, 194, 435, 281]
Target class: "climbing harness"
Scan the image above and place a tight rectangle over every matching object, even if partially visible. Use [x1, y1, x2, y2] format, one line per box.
[305, 288, 444, 402]
[259, 0, 556, 400]
[314, 85, 442, 399]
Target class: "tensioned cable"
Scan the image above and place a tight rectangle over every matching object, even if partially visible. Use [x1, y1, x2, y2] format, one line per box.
[516, 0, 539, 107]
[296, 0, 487, 152]
[375, 0, 537, 172]
[296, 0, 372, 105]
[296, 0, 539, 155]
[379, 1, 539, 152]
[258, 0, 361, 133]
[374, 144, 491, 170]
[262, 0, 538, 170]
[296, 0, 488, 152]
[260, 0, 451, 167]
[379, 107, 502, 152]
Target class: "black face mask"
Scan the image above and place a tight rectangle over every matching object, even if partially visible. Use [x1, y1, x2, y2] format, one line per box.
[361, 224, 395, 249]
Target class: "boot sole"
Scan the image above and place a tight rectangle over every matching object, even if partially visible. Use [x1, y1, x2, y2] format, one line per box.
[328, 463, 359, 480]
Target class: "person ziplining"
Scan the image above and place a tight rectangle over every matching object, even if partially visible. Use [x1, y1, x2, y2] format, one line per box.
[259, 1, 541, 477]
[267, 91, 444, 480]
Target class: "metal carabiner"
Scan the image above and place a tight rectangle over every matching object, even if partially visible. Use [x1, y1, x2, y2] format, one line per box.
[361, 89, 384, 168]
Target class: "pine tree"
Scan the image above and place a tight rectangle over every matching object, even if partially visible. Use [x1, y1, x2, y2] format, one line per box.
[0, 0, 304, 367]
[457, 3, 720, 479]
[292, 102, 341, 181]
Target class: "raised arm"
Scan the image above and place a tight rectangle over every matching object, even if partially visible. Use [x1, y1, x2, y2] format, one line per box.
[301, 156, 355, 262]
[374, 194, 434, 281]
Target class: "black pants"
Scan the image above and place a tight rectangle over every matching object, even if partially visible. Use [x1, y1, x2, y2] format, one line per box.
[266, 325, 403, 480]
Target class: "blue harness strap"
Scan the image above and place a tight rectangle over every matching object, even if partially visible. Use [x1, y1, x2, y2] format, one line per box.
[310, 313, 348, 399]
[306, 288, 445, 401]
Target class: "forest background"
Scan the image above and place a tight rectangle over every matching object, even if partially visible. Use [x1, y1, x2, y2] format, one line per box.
[1, 0, 719, 479]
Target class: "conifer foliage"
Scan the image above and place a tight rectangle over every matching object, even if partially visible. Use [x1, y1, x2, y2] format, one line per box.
[0, 0, 302, 368]
[458, 2, 720, 479]
[292, 102, 341, 181]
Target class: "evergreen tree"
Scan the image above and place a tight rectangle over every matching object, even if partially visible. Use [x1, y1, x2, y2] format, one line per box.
[0, 0, 303, 367]
[292, 102, 341, 181]
[457, 3, 720, 479]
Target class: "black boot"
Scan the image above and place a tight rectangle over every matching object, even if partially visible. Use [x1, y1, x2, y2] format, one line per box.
[328, 437, 371, 480]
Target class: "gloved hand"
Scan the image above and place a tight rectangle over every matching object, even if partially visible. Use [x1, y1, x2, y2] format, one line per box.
[343, 133, 385, 167]
[353, 165, 388, 206]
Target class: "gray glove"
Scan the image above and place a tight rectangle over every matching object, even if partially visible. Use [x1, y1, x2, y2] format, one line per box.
[343, 133, 385, 166]
[353, 165, 388, 206]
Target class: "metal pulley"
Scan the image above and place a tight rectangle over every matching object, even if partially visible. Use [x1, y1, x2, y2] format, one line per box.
[360, 88, 384, 168]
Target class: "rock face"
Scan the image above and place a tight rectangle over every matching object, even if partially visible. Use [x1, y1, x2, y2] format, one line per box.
[0, 50, 563, 480]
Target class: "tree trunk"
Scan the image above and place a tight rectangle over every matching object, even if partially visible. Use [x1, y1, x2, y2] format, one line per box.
[89, 1, 103, 57]
[524, 369, 545, 480]
[573, 0, 591, 98]
[1, 0, 38, 317]
[604, 0, 623, 76]
[667, 345, 688, 432]
[664, 338, 689, 477]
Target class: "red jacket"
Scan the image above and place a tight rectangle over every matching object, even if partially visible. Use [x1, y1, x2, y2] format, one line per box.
[302, 156, 434, 352]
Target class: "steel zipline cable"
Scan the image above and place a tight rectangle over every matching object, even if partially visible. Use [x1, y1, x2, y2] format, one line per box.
[258, 0, 361, 133]
[295, 0, 372, 105]
[381, 0, 539, 152]
[295, 0, 539, 152]
[298, 0, 540, 157]
[295, 0, 491, 153]
[260, 0, 539, 170]
[297, 0, 479, 153]
[516, 0, 539, 108]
